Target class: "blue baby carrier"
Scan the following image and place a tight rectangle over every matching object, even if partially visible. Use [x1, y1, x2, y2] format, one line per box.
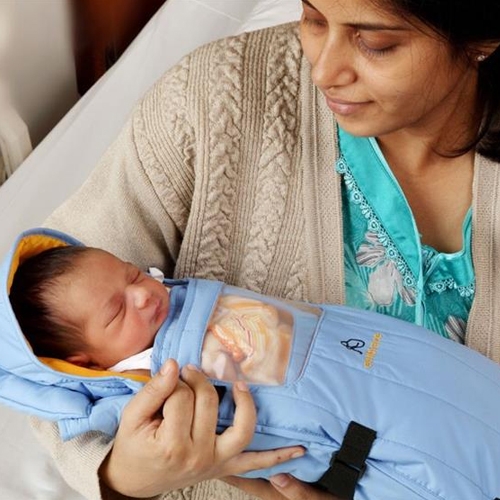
[0, 228, 499, 500]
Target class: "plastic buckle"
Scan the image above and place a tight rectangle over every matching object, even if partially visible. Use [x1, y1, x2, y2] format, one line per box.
[330, 452, 367, 481]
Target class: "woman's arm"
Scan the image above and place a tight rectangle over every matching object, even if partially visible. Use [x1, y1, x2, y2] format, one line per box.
[30, 418, 117, 500]
[45, 47, 202, 274]
[36, 73, 187, 498]
[35, 49, 210, 499]
[44, 114, 181, 275]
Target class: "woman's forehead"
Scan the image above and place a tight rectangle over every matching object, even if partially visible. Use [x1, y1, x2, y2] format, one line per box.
[303, 0, 414, 27]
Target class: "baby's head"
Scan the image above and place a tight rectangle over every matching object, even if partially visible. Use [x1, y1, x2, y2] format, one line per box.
[9, 246, 170, 370]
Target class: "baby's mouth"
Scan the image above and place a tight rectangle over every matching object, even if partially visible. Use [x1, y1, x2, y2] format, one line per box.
[153, 299, 169, 327]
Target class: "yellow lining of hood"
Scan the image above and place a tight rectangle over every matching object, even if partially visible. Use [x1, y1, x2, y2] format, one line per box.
[7, 234, 70, 293]
[40, 357, 151, 384]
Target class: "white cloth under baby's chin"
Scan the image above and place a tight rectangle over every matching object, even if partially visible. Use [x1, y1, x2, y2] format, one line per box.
[108, 347, 153, 372]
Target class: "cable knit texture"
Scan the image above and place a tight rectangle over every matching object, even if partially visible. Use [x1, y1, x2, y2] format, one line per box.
[41, 21, 500, 500]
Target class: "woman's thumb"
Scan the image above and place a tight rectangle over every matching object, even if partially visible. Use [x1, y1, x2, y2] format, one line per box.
[121, 359, 179, 427]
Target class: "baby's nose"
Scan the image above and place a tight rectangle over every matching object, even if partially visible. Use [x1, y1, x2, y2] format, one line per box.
[130, 285, 152, 309]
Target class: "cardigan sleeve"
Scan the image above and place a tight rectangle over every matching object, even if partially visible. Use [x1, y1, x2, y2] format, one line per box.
[29, 417, 143, 500]
[44, 52, 197, 277]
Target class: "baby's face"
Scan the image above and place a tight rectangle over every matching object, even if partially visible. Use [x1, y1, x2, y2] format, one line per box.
[61, 249, 170, 369]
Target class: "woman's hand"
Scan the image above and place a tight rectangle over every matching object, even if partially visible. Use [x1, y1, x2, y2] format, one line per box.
[100, 359, 305, 498]
[270, 474, 340, 500]
[224, 475, 340, 500]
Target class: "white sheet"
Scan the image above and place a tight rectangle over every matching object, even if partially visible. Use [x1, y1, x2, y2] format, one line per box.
[0, 1, 301, 498]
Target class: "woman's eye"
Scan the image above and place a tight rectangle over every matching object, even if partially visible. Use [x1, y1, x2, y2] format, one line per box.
[301, 6, 327, 30]
[356, 34, 397, 57]
[302, 16, 327, 28]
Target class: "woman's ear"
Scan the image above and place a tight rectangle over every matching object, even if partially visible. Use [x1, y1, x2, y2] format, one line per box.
[65, 352, 92, 367]
[470, 42, 500, 62]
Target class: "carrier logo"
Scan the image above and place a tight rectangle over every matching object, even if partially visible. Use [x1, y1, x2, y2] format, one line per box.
[341, 333, 383, 368]
[363, 333, 383, 369]
[341, 339, 365, 354]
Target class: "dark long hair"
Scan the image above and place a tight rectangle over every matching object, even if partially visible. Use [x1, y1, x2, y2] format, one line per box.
[382, 0, 500, 161]
[9, 246, 90, 359]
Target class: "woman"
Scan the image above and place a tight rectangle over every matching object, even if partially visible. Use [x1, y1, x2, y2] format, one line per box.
[35, 0, 500, 499]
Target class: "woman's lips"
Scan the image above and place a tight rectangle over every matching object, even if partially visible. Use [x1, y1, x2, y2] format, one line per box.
[325, 97, 371, 116]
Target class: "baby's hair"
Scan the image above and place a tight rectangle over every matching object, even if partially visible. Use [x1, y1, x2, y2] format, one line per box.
[9, 245, 91, 359]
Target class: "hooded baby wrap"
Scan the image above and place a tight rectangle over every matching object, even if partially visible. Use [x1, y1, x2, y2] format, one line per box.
[0, 228, 499, 500]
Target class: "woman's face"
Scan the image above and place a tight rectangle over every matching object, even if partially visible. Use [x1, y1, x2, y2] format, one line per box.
[299, 0, 478, 139]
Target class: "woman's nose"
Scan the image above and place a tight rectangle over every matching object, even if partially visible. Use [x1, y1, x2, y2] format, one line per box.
[310, 37, 357, 90]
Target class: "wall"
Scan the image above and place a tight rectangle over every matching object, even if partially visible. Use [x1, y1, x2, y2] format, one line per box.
[0, 0, 79, 147]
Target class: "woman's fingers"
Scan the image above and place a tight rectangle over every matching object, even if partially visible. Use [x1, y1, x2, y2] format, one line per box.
[180, 365, 219, 445]
[120, 359, 179, 430]
[270, 474, 339, 500]
[215, 381, 257, 459]
[216, 381, 305, 475]
[112, 362, 313, 497]
[224, 447, 305, 477]
[223, 476, 287, 500]
[157, 377, 196, 442]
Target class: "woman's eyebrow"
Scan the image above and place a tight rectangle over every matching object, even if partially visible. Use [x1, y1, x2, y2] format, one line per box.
[301, 0, 407, 31]
[301, 0, 318, 11]
[347, 22, 408, 31]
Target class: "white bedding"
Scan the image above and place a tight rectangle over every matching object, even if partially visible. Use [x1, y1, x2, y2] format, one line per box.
[0, 1, 301, 498]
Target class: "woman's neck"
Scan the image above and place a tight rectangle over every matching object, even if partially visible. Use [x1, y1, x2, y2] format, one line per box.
[376, 70, 480, 175]
[376, 133, 475, 253]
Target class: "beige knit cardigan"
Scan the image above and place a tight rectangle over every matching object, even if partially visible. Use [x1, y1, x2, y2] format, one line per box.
[39, 22, 500, 500]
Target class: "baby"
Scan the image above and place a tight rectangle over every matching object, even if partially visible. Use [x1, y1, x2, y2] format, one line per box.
[10, 244, 292, 385]
[3, 228, 500, 500]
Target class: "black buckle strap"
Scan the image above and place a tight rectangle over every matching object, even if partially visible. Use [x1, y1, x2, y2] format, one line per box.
[316, 421, 376, 500]
[214, 384, 227, 404]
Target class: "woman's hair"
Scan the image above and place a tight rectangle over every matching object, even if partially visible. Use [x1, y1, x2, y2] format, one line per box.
[381, 0, 500, 161]
[9, 245, 90, 359]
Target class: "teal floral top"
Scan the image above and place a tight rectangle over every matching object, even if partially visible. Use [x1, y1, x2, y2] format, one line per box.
[337, 127, 475, 343]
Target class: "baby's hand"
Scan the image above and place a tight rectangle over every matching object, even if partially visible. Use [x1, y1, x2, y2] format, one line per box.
[100, 360, 304, 497]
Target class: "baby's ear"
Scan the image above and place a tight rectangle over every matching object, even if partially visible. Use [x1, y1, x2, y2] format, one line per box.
[65, 352, 92, 367]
